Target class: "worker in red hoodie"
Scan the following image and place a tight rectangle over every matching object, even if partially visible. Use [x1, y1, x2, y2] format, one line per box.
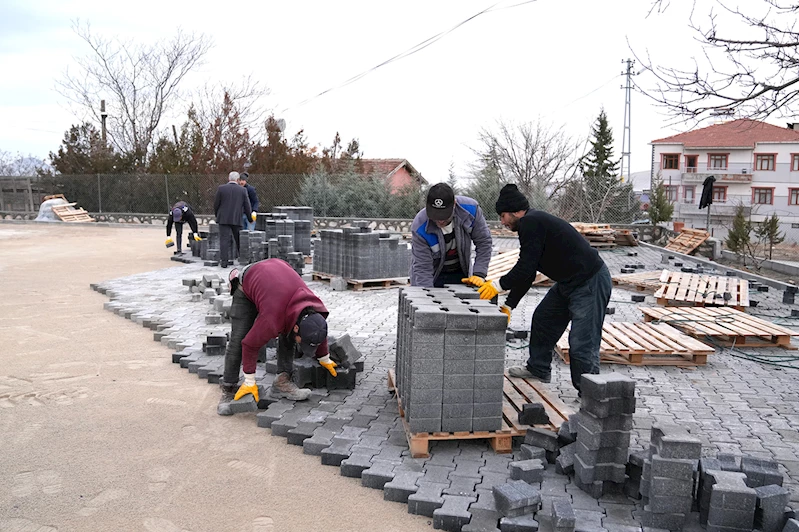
[217, 258, 338, 415]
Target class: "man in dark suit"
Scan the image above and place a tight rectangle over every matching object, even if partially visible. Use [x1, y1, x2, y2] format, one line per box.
[214, 171, 254, 268]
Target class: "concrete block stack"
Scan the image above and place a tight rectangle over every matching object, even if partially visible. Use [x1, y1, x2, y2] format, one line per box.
[254, 208, 313, 256]
[238, 230, 266, 264]
[313, 226, 410, 281]
[273, 205, 314, 225]
[395, 286, 506, 434]
[572, 373, 635, 499]
[697, 453, 788, 531]
[639, 424, 702, 530]
[200, 222, 221, 264]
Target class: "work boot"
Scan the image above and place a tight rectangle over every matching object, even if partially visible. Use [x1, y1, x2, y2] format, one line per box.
[270, 372, 311, 401]
[217, 382, 237, 416]
[507, 365, 551, 383]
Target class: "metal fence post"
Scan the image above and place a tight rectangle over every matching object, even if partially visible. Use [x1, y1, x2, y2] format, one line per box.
[26, 177, 34, 211]
[97, 174, 103, 213]
[164, 175, 170, 211]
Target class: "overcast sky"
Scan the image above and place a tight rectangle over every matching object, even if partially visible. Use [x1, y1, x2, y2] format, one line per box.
[0, 0, 763, 185]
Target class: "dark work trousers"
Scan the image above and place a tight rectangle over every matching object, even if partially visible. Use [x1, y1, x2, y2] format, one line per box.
[434, 268, 466, 288]
[221, 285, 295, 386]
[219, 223, 241, 267]
[525, 263, 611, 391]
[174, 222, 184, 251]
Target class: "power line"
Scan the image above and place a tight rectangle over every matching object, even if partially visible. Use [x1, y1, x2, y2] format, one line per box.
[281, 0, 539, 113]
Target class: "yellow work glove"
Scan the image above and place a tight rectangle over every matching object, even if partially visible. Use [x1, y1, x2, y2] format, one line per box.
[477, 280, 501, 300]
[233, 373, 259, 402]
[461, 275, 485, 288]
[318, 354, 338, 377]
[500, 305, 512, 323]
[165, 237, 174, 248]
[193, 234, 202, 242]
[250, 212, 257, 222]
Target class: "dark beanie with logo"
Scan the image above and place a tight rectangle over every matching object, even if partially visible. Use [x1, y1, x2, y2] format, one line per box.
[495, 184, 530, 214]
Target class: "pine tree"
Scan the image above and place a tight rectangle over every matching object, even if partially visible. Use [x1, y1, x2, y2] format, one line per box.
[446, 162, 460, 195]
[754, 213, 785, 260]
[648, 176, 674, 226]
[725, 204, 751, 265]
[580, 110, 638, 223]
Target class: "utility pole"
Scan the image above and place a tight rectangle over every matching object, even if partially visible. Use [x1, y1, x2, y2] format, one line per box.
[100, 100, 107, 144]
[620, 59, 635, 185]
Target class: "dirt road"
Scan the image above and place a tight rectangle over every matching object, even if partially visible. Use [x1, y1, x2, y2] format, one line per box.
[0, 223, 430, 532]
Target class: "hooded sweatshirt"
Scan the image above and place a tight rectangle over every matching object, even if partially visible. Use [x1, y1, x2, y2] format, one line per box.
[240, 259, 329, 373]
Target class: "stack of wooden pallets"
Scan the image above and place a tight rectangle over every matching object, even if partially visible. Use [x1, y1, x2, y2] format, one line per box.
[43, 194, 95, 222]
[556, 322, 715, 366]
[640, 306, 799, 349]
[571, 223, 617, 249]
[664, 228, 709, 254]
[612, 270, 665, 292]
[653, 270, 749, 310]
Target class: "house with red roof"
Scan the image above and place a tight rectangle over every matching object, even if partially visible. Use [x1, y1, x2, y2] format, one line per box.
[651, 119, 799, 235]
[328, 158, 427, 193]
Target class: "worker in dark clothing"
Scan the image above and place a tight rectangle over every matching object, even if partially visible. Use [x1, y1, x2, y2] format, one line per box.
[217, 258, 338, 415]
[469, 184, 611, 393]
[214, 171, 254, 268]
[239, 172, 260, 230]
[165, 201, 201, 253]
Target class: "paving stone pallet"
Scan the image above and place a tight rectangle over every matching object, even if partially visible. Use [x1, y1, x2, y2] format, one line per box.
[654, 269, 750, 309]
[387, 370, 575, 459]
[611, 270, 665, 293]
[312, 223, 410, 281]
[311, 272, 409, 291]
[556, 322, 715, 366]
[641, 306, 799, 349]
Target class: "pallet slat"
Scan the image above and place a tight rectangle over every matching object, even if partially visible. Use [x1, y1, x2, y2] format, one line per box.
[655, 271, 749, 308]
[664, 228, 710, 254]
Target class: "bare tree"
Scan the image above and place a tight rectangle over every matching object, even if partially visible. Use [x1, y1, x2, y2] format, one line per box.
[0, 151, 50, 176]
[58, 21, 212, 167]
[190, 76, 270, 143]
[636, 0, 799, 121]
[472, 119, 581, 210]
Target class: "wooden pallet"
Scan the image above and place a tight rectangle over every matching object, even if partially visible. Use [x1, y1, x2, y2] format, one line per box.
[556, 322, 715, 366]
[51, 202, 95, 222]
[387, 369, 572, 458]
[614, 229, 638, 246]
[486, 249, 552, 286]
[612, 269, 666, 292]
[664, 228, 709, 254]
[653, 270, 749, 309]
[640, 306, 799, 349]
[311, 272, 409, 291]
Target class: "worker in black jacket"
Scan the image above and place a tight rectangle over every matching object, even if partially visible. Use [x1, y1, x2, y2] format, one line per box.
[467, 184, 611, 393]
[166, 201, 201, 254]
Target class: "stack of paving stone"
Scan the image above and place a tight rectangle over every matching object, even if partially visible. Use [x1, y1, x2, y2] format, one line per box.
[639, 424, 702, 530]
[273, 205, 313, 225]
[313, 226, 410, 281]
[237, 230, 304, 276]
[396, 286, 507, 434]
[200, 222, 221, 265]
[256, 211, 313, 256]
[238, 230, 266, 264]
[572, 373, 635, 499]
[263, 333, 364, 391]
[697, 453, 790, 531]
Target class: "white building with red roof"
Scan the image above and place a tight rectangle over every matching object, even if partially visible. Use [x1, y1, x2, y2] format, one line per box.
[651, 118, 799, 237]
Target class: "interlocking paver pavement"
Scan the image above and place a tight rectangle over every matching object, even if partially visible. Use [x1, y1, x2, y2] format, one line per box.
[93, 242, 799, 530]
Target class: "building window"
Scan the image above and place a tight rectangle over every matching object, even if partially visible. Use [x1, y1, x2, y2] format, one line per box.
[792, 154, 799, 171]
[709, 154, 728, 170]
[755, 154, 776, 171]
[685, 155, 698, 173]
[790, 188, 799, 205]
[712, 186, 727, 202]
[664, 185, 679, 202]
[662, 154, 679, 170]
[753, 187, 774, 205]
[683, 186, 695, 203]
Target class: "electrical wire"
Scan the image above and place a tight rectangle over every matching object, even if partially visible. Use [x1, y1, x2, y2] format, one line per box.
[281, 0, 538, 112]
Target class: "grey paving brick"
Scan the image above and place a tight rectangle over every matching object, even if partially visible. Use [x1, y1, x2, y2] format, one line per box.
[433, 494, 477, 531]
[462, 508, 501, 532]
[340, 451, 378, 478]
[408, 481, 448, 517]
[509, 460, 545, 484]
[524, 428, 559, 452]
[384, 471, 424, 503]
[361, 460, 399, 489]
[498, 515, 539, 532]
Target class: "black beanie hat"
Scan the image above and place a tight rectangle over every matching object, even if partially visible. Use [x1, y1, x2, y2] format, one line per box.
[495, 184, 529, 214]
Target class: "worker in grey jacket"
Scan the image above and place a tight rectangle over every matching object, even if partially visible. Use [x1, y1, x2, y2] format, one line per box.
[410, 183, 493, 288]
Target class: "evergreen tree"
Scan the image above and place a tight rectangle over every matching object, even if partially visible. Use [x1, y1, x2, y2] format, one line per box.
[725, 204, 751, 265]
[579, 110, 638, 223]
[446, 162, 460, 195]
[464, 159, 505, 221]
[648, 176, 674, 226]
[49, 122, 128, 174]
[754, 213, 785, 260]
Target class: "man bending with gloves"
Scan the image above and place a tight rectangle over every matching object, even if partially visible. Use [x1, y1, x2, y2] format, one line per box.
[465, 184, 611, 393]
[217, 258, 338, 415]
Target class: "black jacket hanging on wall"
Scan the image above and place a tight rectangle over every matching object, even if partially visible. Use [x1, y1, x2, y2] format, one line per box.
[699, 175, 716, 209]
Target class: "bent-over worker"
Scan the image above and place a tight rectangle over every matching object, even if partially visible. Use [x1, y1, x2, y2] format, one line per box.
[466, 184, 611, 393]
[410, 183, 492, 288]
[166, 201, 201, 253]
[217, 258, 338, 415]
